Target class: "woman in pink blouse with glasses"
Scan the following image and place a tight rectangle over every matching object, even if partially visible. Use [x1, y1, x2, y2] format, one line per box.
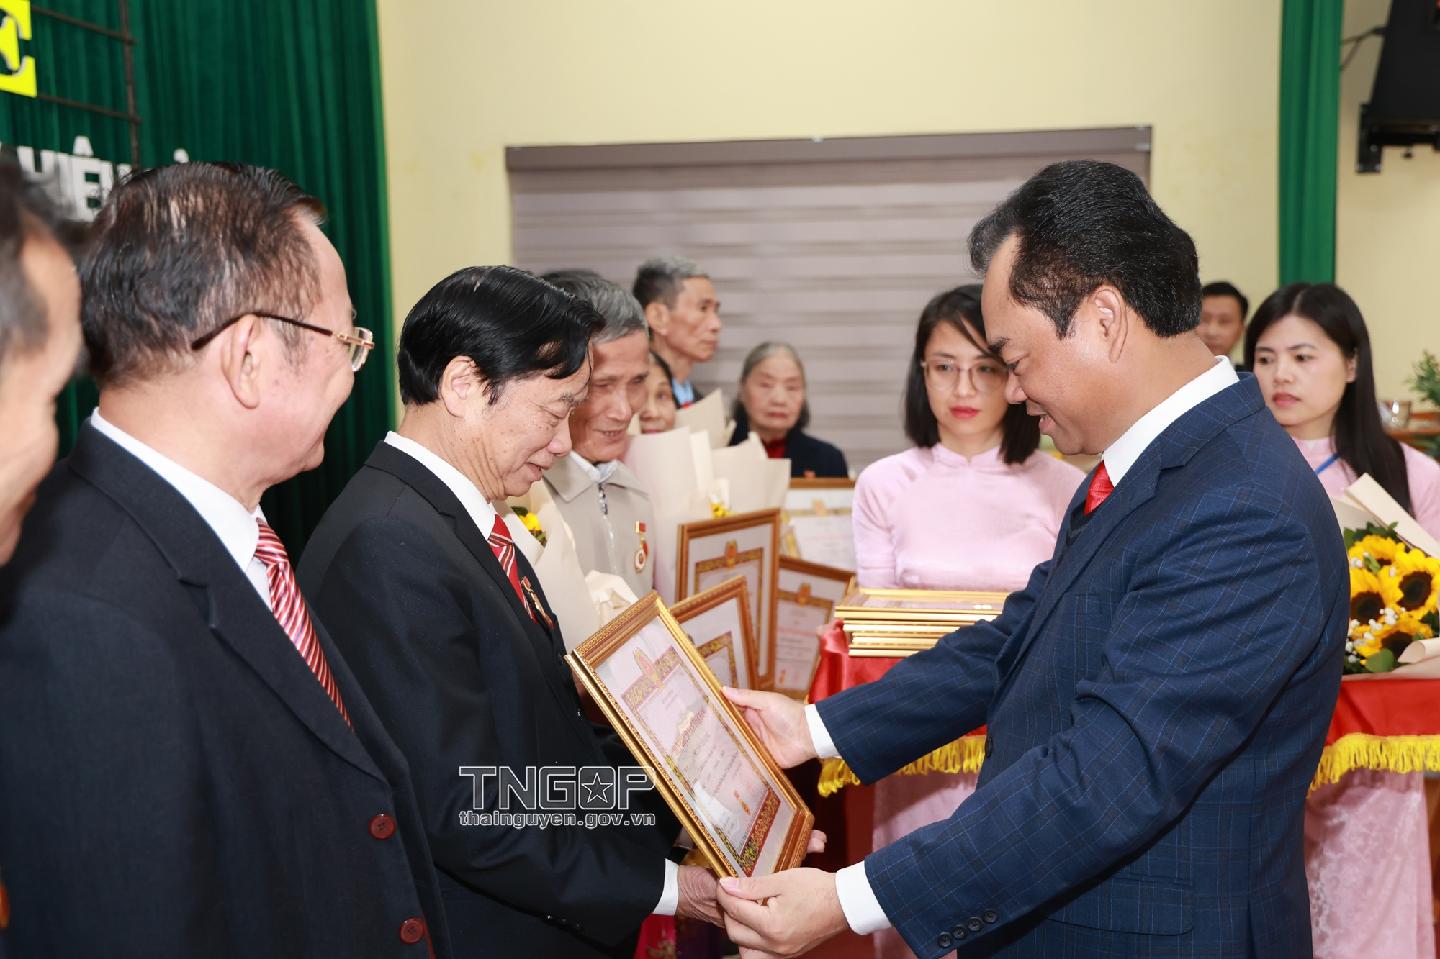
[851, 285, 1083, 959]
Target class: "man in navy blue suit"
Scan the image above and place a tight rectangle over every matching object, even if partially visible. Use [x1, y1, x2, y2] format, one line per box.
[717, 160, 1347, 958]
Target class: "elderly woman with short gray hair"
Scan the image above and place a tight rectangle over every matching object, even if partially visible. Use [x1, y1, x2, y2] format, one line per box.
[728, 341, 848, 479]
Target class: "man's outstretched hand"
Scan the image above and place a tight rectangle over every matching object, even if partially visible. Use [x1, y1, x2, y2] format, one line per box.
[717, 868, 848, 959]
[722, 687, 818, 769]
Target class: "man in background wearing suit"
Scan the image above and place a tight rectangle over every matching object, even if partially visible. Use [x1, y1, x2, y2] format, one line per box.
[633, 255, 721, 408]
[299, 266, 722, 957]
[0, 163, 451, 958]
[716, 161, 1347, 958]
[0, 154, 83, 957]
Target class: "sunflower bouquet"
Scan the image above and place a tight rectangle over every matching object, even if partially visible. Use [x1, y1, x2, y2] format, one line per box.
[1344, 524, 1440, 673]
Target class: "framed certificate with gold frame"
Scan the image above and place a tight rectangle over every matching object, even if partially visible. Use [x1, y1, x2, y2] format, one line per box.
[781, 478, 856, 572]
[772, 557, 852, 699]
[671, 576, 760, 690]
[676, 509, 782, 687]
[837, 586, 1010, 657]
[566, 593, 814, 878]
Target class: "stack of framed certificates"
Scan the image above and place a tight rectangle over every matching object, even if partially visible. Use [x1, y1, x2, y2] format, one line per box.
[837, 586, 1010, 657]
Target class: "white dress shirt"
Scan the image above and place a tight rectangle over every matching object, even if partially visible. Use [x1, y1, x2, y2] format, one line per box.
[382, 433, 681, 917]
[90, 410, 272, 609]
[808, 355, 1240, 934]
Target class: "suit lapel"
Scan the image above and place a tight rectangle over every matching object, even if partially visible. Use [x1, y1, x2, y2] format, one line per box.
[1004, 464, 1161, 670]
[69, 426, 385, 783]
[996, 378, 1266, 693]
[365, 444, 579, 707]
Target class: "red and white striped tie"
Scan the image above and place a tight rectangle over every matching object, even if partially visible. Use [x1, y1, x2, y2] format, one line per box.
[487, 514, 535, 622]
[255, 519, 351, 727]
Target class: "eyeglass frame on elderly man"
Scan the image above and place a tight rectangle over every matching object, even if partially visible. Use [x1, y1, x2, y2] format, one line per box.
[190, 311, 375, 372]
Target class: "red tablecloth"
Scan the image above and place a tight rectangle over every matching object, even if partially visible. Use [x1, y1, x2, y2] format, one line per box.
[810, 621, 1440, 792]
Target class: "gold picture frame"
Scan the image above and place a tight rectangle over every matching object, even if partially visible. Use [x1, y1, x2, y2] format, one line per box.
[772, 557, 852, 700]
[781, 478, 856, 571]
[837, 586, 1010, 658]
[676, 509, 782, 688]
[670, 576, 761, 691]
[566, 593, 814, 878]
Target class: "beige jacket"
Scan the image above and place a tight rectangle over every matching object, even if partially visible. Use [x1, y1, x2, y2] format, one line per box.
[542, 453, 657, 599]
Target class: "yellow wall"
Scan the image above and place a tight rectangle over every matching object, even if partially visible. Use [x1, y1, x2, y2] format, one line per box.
[378, 0, 1438, 404]
[377, 0, 1280, 329]
[1338, 0, 1440, 406]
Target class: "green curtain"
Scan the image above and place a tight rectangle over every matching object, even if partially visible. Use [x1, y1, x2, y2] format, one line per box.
[1278, 0, 1343, 284]
[0, 0, 394, 552]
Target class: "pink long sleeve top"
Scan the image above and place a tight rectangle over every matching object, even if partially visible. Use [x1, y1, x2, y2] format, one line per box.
[1295, 436, 1440, 540]
[852, 444, 1086, 592]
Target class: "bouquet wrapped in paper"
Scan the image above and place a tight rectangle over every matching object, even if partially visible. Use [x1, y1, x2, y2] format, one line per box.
[1334, 475, 1440, 674]
[623, 390, 789, 602]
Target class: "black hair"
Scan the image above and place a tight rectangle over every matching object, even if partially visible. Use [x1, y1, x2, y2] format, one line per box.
[81, 162, 325, 387]
[1244, 283, 1410, 512]
[648, 348, 674, 384]
[0, 149, 75, 367]
[969, 160, 1201, 338]
[1201, 281, 1249, 321]
[398, 265, 604, 406]
[903, 284, 1040, 465]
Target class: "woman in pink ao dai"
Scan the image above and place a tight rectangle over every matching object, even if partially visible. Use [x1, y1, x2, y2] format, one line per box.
[852, 286, 1083, 959]
[1248, 283, 1440, 959]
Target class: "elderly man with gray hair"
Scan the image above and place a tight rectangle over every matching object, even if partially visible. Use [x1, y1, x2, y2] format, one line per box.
[631, 255, 720, 407]
[532, 269, 658, 600]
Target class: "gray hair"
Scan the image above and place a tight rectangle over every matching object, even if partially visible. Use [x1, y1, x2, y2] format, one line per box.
[734, 341, 810, 432]
[632, 255, 708, 309]
[0, 155, 67, 368]
[541, 268, 647, 345]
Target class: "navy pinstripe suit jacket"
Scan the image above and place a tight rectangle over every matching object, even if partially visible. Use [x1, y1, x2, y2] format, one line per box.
[818, 376, 1347, 958]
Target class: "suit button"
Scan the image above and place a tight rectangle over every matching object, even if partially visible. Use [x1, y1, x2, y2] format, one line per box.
[936, 932, 952, 949]
[950, 925, 967, 940]
[398, 916, 426, 944]
[983, 909, 998, 924]
[369, 813, 396, 840]
[967, 916, 982, 932]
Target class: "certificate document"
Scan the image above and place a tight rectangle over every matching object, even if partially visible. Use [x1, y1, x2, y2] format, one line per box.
[695, 548, 763, 646]
[785, 512, 856, 572]
[773, 589, 831, 697]
[570, 596, 811, 878]
[672, 577, 759, 690]
[621, 643, 780, 874]
[693, 631, 741, 688]
[677, 510, 782, 689]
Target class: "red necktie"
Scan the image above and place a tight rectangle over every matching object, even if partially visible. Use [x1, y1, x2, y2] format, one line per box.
[487, 514, 535, 622]
[254, 519, 351, 727]
[1084, 462, 1114, 515]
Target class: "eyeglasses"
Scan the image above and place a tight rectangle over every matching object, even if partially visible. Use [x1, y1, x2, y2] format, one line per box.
[921, 359, 1007, 395]
[190, 312, 375, 372]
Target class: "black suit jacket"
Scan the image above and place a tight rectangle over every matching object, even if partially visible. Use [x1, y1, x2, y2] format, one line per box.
[0, 425, 452, 958]
[298, 442, 678, 958]
[729, 414, 849, 479]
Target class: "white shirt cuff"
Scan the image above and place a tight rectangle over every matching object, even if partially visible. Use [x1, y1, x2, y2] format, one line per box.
[654, 859, 680, 916]
[805, 703, 840, 760]
[835, 861, 891, 934]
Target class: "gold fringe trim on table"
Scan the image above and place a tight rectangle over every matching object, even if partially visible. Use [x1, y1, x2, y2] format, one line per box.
[817, 736, 987, 797]
[818, 733, 1440, 797]
[1311, 733, 1440, 792]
